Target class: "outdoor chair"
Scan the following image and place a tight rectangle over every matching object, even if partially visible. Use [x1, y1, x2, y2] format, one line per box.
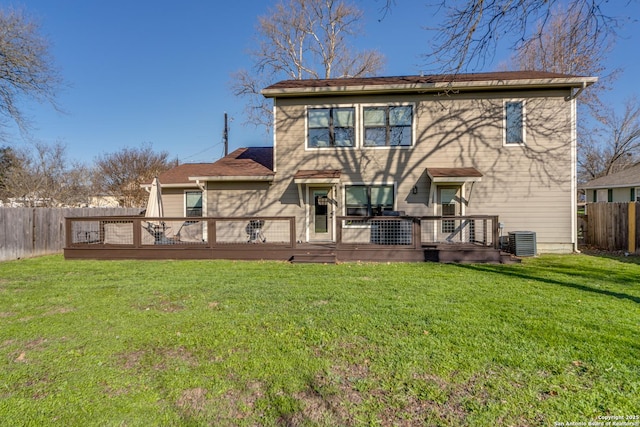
[246, 220, 266, 243]
[143, 221, 176, 245]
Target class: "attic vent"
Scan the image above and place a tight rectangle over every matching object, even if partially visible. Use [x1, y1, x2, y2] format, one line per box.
[508, 231, 537, 257]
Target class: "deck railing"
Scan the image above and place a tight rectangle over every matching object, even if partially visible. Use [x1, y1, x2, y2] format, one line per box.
[337, 215, 499, 249]
[66, 214, 499, 253]
[65, 216, 297, 248]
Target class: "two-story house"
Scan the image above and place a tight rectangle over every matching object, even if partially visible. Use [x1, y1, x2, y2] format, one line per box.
[154, 71, 596, 255]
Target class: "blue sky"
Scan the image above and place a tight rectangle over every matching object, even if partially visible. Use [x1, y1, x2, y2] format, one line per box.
[7, 0, 640, 164]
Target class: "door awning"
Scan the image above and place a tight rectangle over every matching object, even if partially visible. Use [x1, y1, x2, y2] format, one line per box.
[293, 169, 341, 184]
[426, 167, 483, 183]
[294, 170, 341, 206]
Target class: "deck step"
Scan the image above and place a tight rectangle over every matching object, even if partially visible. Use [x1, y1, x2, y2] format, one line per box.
[291, 252, 337, 264]
[424, 246, 521, 264]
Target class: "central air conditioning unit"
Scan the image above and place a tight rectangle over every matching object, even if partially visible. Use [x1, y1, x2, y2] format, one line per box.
[508, 231, 537, 257]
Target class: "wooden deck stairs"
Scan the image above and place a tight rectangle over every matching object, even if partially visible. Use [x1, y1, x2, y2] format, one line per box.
[291, 247, 337, 264]
[424, 244, 520, 264]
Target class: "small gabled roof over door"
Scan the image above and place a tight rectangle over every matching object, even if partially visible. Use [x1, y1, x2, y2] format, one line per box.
[426, 167, 483, 183]
[293, 170, 342, 206]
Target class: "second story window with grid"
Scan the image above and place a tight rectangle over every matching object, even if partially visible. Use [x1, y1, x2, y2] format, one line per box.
[363, 105, 413, 147]
[307, 107, 355, 148]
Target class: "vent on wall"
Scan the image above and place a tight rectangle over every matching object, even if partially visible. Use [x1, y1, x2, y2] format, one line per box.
[508, 231, 537, 257]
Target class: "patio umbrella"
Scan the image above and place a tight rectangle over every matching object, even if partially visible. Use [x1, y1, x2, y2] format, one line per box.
[145, 176, 164, 218]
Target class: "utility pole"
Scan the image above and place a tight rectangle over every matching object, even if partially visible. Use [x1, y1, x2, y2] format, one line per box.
[223, 112, 229, 157]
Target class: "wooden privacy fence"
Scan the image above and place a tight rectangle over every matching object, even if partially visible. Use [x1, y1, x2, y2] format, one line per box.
[583, 202, 640, 254]
[0, 207, 141, 261]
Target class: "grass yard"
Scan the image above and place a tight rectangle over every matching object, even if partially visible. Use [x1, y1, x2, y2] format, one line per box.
[0, 254, 638, 426]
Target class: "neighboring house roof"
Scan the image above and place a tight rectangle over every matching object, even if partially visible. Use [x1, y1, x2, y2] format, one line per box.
[579, 163, 640, 190]
[262, 71, 597, 97]
[149, 147, 274, 187]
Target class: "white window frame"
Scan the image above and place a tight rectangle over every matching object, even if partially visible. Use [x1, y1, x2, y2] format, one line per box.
[635, 187, 640, 202]
[503, 99, 526, 146]
[342, 182, 397, 228]
[184, 190, 203, 217]
[305, 104, 357, 150]
[361, 103, 416, 149]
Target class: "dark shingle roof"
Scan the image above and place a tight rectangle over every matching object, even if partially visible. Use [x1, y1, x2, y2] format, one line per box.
[157, 147, 274, 185]
[263, 71, 590, 93]
[427, 167, 483, 179]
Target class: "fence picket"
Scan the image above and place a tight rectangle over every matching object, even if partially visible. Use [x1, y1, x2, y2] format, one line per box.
[0, 208, 141, 261]
[584, 202, 638, 254]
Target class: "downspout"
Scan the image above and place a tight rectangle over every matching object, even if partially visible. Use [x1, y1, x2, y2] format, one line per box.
[565, 81, 587, 101]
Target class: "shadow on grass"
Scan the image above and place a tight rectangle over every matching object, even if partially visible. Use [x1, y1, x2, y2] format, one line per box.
[453, 261, 640, 305]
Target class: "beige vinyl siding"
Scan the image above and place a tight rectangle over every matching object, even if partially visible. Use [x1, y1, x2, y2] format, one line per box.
[273, 89, 575, 251]
[160, 189, 187, 217]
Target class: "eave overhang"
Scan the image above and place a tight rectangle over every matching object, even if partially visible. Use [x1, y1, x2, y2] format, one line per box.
[427, 167, 483, 183]
[262, 77, 598, 98]
[189, 175, 275, 182]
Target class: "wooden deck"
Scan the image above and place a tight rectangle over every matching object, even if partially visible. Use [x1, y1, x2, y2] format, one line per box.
[64, 215, 518, 264]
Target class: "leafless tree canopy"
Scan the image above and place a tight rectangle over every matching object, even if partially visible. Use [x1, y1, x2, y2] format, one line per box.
[421, 0, 621, 73]
[93, 143, 178, 208]
[579, 98, 640, 181]
[0, 142, 92, 207]
[231, 0, 385, 130]
[0, 8, 62, 138]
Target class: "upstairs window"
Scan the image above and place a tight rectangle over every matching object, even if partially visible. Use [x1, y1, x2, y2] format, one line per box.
[505, 101, 525, 145]
[363, 106, 413, 147]
[308, 107, 355, 148]
[185, 191, 203, 217]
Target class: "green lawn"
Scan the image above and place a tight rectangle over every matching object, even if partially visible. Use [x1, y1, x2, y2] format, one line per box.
[0, 254, 638, 426]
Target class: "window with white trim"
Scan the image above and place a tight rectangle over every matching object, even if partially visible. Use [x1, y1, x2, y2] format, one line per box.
[345, 185, 395, 216]
[363, 106, 413, 147]
[504, 101, 525, 145]
[307, 107, 355, 148]
[185, 191, 202, 217]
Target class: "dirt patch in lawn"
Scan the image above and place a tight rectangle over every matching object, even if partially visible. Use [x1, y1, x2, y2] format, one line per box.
[175, 381, 266, 424]
[290, 365, 504, 426]
[117, 347, 199, 372]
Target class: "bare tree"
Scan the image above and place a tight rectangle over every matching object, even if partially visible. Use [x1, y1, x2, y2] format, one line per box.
[509, 6, 618, 113]
[231, 0, 385, 130]
[0, 8, 62, 139]
[0, 142, 91, 207]
[93, 143, 178, 208]
[0, 145, 20, 201]
[417, 0, 625, 74]
[579, 98, 640, 181]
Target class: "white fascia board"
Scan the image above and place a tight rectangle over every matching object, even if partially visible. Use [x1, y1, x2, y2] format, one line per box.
[293, 178, 341, 184]
[189, 175, 274, 182]
[580, 183, 640, 190]
[139, 182, 200, 189]
[262, 77, 598, 98]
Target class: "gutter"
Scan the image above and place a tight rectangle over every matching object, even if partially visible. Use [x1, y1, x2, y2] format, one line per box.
[565, 80, 588, 101]
[262, 77, 598, 98]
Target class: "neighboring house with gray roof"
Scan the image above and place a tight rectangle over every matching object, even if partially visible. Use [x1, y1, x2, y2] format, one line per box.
[580, 163, 640, 203]
[153, 71, 596, 253]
